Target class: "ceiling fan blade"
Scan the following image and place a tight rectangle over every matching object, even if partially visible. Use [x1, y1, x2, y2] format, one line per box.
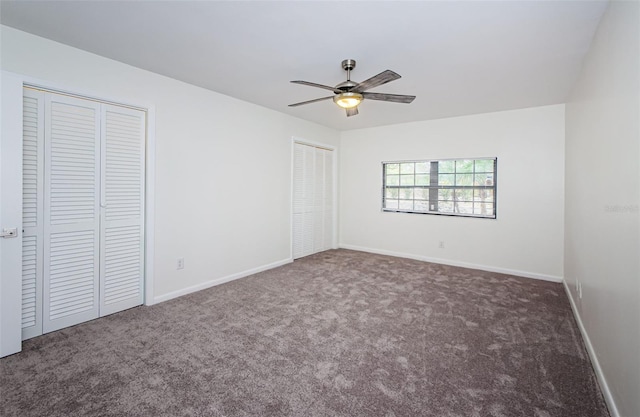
[353, 70, 401, 92]
[291, 80, 342, 94]
[288, 96, 333, 107]
[362, 92, 416, 103]
[346, 107, 359, 117]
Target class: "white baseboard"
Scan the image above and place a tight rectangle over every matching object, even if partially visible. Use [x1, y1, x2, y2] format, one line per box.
[153, 257, 293, 304]
[338, 244, 563, 283]
[562, 281, 619, 417]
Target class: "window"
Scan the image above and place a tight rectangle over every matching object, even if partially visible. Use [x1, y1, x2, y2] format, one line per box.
[382, 158, 496, 218]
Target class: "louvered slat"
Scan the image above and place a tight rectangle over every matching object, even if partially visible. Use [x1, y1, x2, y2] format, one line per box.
[47, 232, 95, 320]
[23, 96, 39, 227]
[49, 101, 96, 225]
[104, 111, 142, 222]
[21, 236, 38, 328]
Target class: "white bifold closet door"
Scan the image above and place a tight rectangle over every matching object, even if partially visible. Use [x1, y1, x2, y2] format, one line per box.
[21, 88, 145, 339]
[292, 142, 333, 259]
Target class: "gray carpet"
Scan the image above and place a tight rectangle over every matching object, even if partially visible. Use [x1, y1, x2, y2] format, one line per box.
[1, 249, 609, 417]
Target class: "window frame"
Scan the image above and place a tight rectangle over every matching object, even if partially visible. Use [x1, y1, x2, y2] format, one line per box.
[381, 157, 497, 219]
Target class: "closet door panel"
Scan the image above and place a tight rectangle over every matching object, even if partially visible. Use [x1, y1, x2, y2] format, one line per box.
[43, 94, 101, 333]
[292, 143, 305, 258]
[322, 149, 334, 250]
[313, 149, 324, 253]
[99, 105, 145, 315]
[22, 89, 44, 339]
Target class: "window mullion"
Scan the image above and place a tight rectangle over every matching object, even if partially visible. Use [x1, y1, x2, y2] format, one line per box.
[429, 161, 439, 212]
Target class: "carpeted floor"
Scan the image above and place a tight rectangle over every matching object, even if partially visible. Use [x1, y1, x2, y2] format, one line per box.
[1, 249, 609, 417]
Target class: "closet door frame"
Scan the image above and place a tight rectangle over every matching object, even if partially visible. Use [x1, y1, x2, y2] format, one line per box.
[290, 137, 338, 259]
[0, 72, 156, 357]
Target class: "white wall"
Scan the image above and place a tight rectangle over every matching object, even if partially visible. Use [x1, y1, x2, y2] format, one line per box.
[340, 105, 565, 281]
[565, 1, 640, 416]
[0, 25, 340, 303]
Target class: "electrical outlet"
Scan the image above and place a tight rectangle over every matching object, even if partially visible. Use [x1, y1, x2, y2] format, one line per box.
[177, 258, 185, 270]
[439, 241, 445, 249]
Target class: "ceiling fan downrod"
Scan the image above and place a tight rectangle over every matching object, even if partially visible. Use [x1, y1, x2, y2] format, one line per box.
[341, 59, 356, 82]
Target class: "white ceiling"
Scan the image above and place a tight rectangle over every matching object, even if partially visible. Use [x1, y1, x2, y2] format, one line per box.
[1, 0, 608, 131]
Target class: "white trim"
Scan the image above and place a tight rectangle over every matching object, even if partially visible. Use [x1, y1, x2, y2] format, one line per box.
[154, 257, 293, 304]
[338, 244, 563, 283]
[291, 136, 337, 152]
[562, 281, 619, 417]
[144, 107, 156, 306]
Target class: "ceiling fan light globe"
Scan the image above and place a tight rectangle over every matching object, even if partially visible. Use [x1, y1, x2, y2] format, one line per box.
[333, 92, 363, 109]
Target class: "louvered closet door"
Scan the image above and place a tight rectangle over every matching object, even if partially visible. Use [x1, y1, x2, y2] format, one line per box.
[99, 105, 145, 316]
[43, 93, 101, 333]
[22, 89, 44, 339]
[292, 142, 334, 259]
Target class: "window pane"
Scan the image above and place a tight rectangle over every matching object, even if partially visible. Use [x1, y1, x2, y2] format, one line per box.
[456, 160, 474, 173]
[386, 175, 399, 186]
[438, 189, 453, 201]
[415, 200, 429, 211]
[414, 188, 428, 200]
[474, 159, 494, 172]
[474, 203, 494, 216]
[438, 201, 454, 213]
[439, 160, 455, 173]
[438, 174, 454, 186]
[486, 174, 494, 186]
[400, 163, 414, 174]
[455, 173, 473, 186]
[474, 173, 494, 186]
[385, 199, 399, 209]
[399, 200, 413, 210]
[474, 189, 493, 202]
[386, 188, 399, 199]
[415, 162, 429, 174]
[415, 174, 429, 186]
[454, 189, 473, 201]
[456, 202, 473, 214]
[386, 163, 400, 175]
[401, 188, 414, 199]
[400, 175, 415, 186]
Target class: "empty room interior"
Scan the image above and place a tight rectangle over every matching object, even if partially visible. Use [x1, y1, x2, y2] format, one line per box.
[0, 1, 638, 416]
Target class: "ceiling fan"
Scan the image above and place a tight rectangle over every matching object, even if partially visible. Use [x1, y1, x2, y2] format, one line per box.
[289, 59, 416, 117]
